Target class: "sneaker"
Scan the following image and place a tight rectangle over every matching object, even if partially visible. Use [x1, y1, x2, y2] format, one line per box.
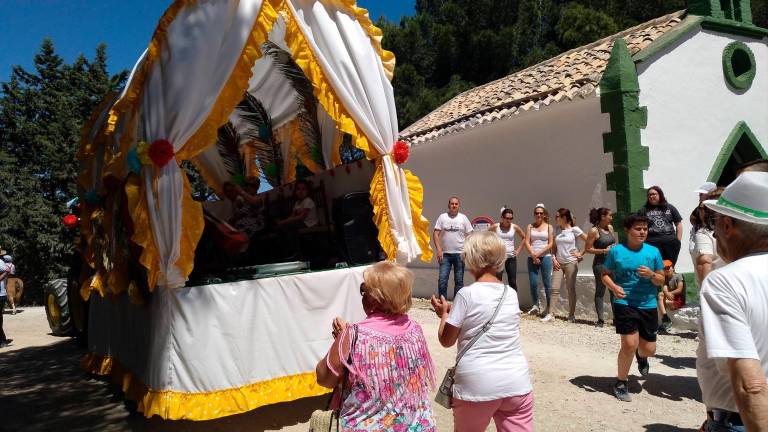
[527, 305, 540, 316]
[613, 379, 631, 402]
[662, 319, 673, 332]
[0, 339, 11, 348]
[596, 320, 605, 328]
[540, 314, 554, 322]
[636, 351, 649, 377]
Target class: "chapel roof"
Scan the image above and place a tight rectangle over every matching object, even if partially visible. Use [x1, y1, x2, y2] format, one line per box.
[400, 10, 687, 144]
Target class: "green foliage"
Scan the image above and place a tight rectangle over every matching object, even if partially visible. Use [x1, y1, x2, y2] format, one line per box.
[557, 3, 619, 49]
[0, 39, 126, 304]
[385, 0, 767, 130]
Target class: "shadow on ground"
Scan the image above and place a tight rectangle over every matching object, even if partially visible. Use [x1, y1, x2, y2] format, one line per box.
[0, 339, 135, 432]
[0, 339, 329, 431]
[642, 423, 699, 432]
[655, 354, 696, 370]
[570, 373, 701, 402]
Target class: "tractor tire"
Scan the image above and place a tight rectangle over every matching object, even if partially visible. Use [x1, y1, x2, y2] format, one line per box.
[45, 279, 72, 336]
[68, 277, 88, 346]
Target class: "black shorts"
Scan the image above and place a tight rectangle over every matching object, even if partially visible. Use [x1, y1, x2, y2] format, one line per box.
[612, 303, 658, 342]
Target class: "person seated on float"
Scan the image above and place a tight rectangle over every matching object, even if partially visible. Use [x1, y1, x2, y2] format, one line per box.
[276, 179, 318, 230]
[232, 176, 265, 238]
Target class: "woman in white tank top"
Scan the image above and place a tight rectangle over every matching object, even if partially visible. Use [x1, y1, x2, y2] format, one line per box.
[489, 207, 525, 290]
[524, 204, 554, 318]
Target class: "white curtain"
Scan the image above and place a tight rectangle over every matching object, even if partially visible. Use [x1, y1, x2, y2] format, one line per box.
[137, 0, 265, 287]
[287, 0, 422, 261]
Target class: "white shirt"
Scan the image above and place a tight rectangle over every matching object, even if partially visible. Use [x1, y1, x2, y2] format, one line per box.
[446, 282, 532, 401]
[0, 261, 6, 297]
[496, 225, 517, 257]
[293, 197, 318, 227]
[554, 226, 584, 264]
[434, 212, 473, 254]
[696, 253, 768, 412]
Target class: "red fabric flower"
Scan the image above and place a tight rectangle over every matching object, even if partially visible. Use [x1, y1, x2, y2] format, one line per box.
[148, 139, 175, 168]
[63, 214, 78, 228]
[393, 140, 410, 165]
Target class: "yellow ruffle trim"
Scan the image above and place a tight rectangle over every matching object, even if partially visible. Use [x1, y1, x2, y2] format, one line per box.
[369, 159, 397, 260]
[278, 1, 376, 160]
[403, 169, 433, 262]
[333, 0, 396, 81]
[125, 174, 160, 290]
[81, 352, 331, 421]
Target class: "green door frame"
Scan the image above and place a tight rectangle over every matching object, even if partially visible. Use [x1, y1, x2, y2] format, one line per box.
[707, 121, 768, 182]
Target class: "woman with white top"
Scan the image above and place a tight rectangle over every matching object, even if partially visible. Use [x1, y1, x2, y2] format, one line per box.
[489, 207, 525, 291]
[431, 231, 533, 432]
[551, 208, 587, 323]
[524, 204, 554, 317]
[690, 187, 723, 286]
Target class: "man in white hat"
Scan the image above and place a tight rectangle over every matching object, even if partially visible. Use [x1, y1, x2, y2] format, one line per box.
[694, 181, 718, 203]
[696, 171, 768, 431]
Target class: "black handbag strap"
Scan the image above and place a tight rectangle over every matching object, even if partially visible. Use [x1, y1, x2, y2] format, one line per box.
[453, 284, 508, 369]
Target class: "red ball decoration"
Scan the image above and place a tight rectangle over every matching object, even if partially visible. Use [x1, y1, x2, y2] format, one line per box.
[393, 140, 410, 165]
[148, 139, 175, 168]
[63, 214, 79, 228]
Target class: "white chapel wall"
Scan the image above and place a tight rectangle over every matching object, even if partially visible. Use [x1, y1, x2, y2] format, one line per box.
[406, 96, 613, 309]
[638, 29, 768, 275]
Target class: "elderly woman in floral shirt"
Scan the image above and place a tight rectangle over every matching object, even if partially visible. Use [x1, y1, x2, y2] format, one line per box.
[316, 261, 437, 431]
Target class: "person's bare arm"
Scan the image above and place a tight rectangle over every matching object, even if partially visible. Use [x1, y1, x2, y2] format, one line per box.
[675, 222, 683, 241]
[601, 270, 626, 299]
[514, 225, 526, 256]
[585, 228, 600, 254]
[431, 295, 459, 347]
[315, 333, 346, 388]
[433, 229, 443, 263]
[524, 225, 534, 256]
[669, 278, 685, 296]
[695, 254, 714, 282]
[728, 358, 768, 431]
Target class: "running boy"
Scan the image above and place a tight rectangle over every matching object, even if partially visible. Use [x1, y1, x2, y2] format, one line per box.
[602, 213, 665, 402]
[657, 260, 685, 332]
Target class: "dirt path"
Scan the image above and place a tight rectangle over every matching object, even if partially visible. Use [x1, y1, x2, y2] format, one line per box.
[0, 303, 703, 431]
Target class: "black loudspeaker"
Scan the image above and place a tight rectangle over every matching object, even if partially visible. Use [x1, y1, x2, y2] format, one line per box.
[333, 192, 380, 264]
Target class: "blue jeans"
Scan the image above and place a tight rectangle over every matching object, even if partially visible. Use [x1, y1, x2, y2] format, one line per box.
[438, 253, 464, 299]
[527, 255, 552, 309]
[703, 419, 746, 432]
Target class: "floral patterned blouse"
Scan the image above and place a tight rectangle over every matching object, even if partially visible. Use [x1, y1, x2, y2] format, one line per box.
[332, 314, 436, 432]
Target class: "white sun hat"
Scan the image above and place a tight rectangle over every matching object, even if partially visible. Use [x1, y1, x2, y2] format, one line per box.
[693, 181, 717, 195]
[703, 171, 768, 225]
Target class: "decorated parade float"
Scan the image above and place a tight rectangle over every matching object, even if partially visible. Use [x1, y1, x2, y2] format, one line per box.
[70, 0, 431, 420]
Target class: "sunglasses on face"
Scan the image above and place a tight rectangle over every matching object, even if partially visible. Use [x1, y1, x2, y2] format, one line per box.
[503, 216, 513, 220]
[359, 282, 367, 296]
[534, 212, 544, 216]
[663, 266, 672, 270]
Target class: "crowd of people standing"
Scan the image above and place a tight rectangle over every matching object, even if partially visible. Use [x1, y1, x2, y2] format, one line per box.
[311, 160, 767, 431]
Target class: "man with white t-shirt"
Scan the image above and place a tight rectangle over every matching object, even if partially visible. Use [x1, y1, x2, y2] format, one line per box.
[697, 171, 768, 432]
[433, 196, 473, 300]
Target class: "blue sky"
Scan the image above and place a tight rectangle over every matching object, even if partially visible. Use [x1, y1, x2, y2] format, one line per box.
[0, 0, 415, 81]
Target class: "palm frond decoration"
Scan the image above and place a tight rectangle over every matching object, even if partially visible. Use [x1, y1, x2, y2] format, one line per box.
[262, 41, 324, 168]
[215, 122, 244, 183]
[237, 92, 282, 186]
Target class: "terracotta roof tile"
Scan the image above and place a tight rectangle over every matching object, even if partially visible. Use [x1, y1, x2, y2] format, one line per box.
[401, 10, 686, 144]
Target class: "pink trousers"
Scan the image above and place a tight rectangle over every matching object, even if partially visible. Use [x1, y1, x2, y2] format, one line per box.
[452, 392, 534, 432]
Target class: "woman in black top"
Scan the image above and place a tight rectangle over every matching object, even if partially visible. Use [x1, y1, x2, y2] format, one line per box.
[637, 186, 683, 265]
[585, 208, 617, 327]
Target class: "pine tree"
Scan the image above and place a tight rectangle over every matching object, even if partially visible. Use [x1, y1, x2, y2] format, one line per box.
[0, 39, 127, 304]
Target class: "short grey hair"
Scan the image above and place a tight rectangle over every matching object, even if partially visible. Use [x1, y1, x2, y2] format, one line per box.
[462, 231, 506, 274]
[733, 218, 768, 243]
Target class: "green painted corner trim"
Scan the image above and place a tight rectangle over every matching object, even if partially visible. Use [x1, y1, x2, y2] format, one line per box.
[689, 0, 754, 25]
[722, 41, 757, 90]
[708, 121, 768, 182]
[634, 16, 703, 65]
[700, 17, 768, 38]
[599, 39, 649, 241]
